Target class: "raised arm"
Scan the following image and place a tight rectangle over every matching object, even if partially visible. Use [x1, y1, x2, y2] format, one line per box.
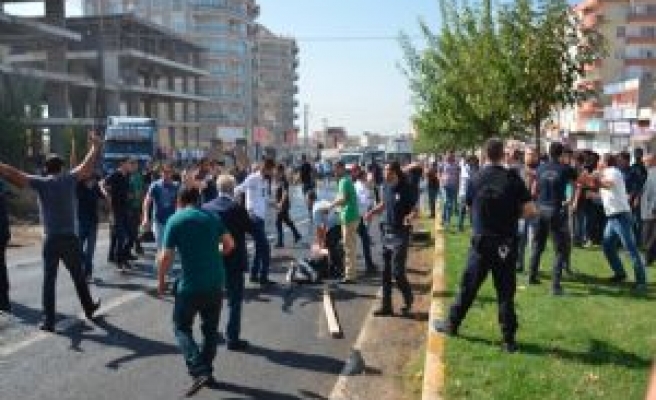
[71, 131, 103, 181]
[0, 163, 29, 189]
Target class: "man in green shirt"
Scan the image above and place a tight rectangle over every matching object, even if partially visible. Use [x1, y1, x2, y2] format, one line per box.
[328, 161, 360, 283]
[157, 186, 235, 395]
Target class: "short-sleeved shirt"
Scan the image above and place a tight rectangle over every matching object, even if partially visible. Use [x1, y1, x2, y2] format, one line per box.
[337, 176, 359, 224]
[441, 162, 460, 189]
[28, 172, 78, 236]
[313, 200, 339, 230]
[128, 173, 145, 210]
[147, 179, 180, 225]
[535, 161, 577, 209]
[383, 178, 415, 231]
[162, 207, 227, 295]
[77, 180, 103, 223]
[600, 167, 631, 216]
[469, 165, 531, 237]
[104, 171, 130, 214]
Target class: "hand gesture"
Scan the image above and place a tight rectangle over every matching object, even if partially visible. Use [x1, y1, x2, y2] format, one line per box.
[88, 130, 103, 147]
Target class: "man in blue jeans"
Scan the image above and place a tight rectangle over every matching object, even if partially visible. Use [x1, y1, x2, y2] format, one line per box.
[0, 132, 102, 332]
[235, 158, 276, 285]
[440, 152, 460, 227]
[158, 186, 235, 395]
[582, 153, 647, 292]
[203, 174, 253, 351]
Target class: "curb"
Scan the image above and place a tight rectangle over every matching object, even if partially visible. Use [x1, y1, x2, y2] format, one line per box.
[422, 216, 445, 400]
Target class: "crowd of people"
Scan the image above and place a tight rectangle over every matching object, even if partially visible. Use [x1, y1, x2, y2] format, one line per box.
[0, 134, 424, 394]
[430, 138, 650, 353]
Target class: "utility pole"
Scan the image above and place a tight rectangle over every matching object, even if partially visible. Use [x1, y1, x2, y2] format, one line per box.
[303, 103, 309, 154]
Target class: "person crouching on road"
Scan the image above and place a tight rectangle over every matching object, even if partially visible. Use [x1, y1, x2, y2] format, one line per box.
[202, 174, 253, 351]
[365, 161, 416, 317]
[433, 138, 538, 353]
[157, 186, 235, 394]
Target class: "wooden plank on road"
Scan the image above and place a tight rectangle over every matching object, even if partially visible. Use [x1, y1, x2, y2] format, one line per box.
[323, 288, 343, 338]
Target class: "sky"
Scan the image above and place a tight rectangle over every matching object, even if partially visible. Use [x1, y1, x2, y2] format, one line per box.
[5, 1, 442, 137]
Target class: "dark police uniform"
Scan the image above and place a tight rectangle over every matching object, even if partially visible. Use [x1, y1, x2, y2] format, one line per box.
[446, 165, 531, 343]
[379, 177, 415, 314]
[0, 180, 11, 312]
[528, 161, 576, 291]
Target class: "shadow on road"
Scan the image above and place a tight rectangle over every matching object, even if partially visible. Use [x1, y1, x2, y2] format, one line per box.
[206, 380, 301, 400]
[245, 343, 344, 375]
[64, 316, 179, 369]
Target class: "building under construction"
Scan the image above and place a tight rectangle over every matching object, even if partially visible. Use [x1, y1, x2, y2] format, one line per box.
[0, 0, 210, 157]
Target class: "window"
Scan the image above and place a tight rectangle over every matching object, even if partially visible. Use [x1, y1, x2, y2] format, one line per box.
[617, 26, 626, 38]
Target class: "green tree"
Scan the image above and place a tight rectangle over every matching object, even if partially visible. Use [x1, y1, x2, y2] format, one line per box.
[0, 74, 43, 169]
[499, 0, 605, 154]
[403, 0, 605, 153]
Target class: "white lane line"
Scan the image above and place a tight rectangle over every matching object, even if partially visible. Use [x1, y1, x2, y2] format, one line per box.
[0, 291, 143, 357]
[329, 288, 383, 400]
[1, 217, 313, 357]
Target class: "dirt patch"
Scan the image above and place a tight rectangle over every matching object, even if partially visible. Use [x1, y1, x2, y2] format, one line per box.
[331, 220, 434, 400]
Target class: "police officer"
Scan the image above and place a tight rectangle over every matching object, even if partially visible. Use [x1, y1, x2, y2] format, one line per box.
[528, 142, 577, 295]
[433, 138, 537, 352]
[365, 161, 416, 317]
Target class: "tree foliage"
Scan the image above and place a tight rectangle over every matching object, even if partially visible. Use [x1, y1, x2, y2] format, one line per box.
[0, 74, 43, 169]
[403, 0, 606, 153]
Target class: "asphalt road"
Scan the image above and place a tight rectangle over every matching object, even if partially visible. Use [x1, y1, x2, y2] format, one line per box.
[0, 183, 384, 400]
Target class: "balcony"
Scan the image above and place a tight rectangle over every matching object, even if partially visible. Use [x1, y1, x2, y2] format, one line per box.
[626, 34, 656, 45]
[628, 8, 656, 23]
[604, 106, 638, 120]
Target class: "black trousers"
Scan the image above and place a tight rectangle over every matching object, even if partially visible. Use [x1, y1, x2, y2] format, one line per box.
[109, 212, 131, 264]
[448, 235, 518, 341]
[0, 237, 10, 311]
[275, 209, 301, 246]
[42, 234, 95, 324]
[528, 208, 569, 289]
[381, 230, 413, 310]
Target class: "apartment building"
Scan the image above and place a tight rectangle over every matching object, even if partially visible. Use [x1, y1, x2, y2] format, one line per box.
[83, 0, 260, 148]
[570, 0, 656, 151]
[0, 2, 208, 155]
[253, 24, 299, 154]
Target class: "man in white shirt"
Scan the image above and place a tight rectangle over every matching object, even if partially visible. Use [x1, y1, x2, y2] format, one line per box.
[583, 153, 647, 291]
[235, 158, 276, 285]
[353, 167, 377, 273]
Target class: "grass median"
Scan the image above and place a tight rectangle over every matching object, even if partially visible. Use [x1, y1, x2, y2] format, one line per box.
[443, 230, 656, 400]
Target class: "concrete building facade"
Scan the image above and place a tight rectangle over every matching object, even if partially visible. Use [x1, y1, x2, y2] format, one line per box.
[0, 1, 208, 155]
[252, 24, 299, 151]
[83, 0, 260, 148]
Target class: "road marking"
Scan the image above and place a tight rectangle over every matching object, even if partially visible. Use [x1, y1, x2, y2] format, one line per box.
[0, 291, 143, 357]
[328, 287, 382, 400]
[1, 217, 313, 357]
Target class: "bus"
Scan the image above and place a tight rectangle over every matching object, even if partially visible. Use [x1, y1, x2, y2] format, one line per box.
[102, 116, 158, 172]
